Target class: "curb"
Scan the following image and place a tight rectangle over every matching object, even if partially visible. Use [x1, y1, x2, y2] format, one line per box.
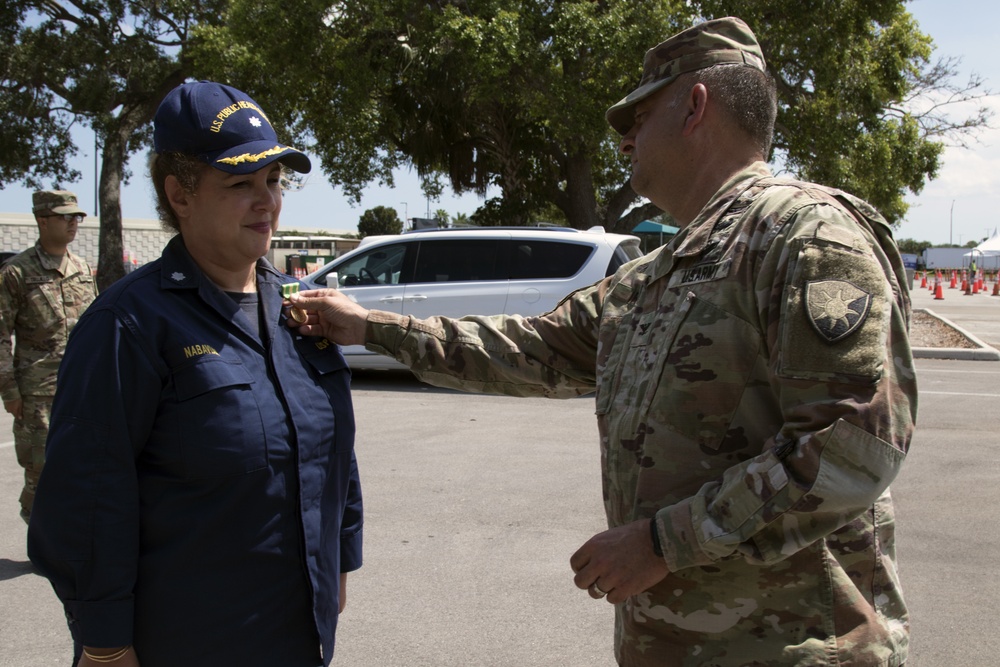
[912, 308, 1000, 361]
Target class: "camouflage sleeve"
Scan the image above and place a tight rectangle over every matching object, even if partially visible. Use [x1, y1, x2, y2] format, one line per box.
[656, 200, 916, 570]
[364, 280, 611, 398]
[0, 265, 24, 402]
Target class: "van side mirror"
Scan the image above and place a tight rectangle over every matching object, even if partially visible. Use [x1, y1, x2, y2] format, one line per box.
[326, 271, 339, 288]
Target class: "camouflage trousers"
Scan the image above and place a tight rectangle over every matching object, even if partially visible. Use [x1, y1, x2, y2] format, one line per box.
[12, 395, 52, 525]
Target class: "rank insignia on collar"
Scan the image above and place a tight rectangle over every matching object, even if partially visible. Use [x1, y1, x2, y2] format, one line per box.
[170, 272, 186, 283]
[805, 280, 872, 343]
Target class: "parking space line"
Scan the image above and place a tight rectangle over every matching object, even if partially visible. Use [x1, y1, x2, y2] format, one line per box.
[919, 391, 1000, 397]
[917, 368, 1000, 374]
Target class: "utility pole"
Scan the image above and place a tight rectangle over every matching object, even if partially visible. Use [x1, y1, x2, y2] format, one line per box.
[94, 130, 100, 217]
[950, 199, 955, 245]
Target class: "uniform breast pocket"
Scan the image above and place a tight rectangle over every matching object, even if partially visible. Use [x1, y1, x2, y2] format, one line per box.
[653, 292, 760, 452]
[594, 317, 630, 417]
[170, 357, 267, 479]
[26, 283, 62, 330]
[299, 341, 355, 454]
[64, 274, 96, 308]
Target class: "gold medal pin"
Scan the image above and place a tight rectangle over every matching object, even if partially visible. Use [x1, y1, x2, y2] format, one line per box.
[282, 283, 308, 323]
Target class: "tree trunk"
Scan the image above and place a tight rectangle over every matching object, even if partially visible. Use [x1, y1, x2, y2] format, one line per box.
[96, 128, 127, 291]
[562, 152, 600, 230]
[603, 178, 662, 234]
[613, 201, 662, 235]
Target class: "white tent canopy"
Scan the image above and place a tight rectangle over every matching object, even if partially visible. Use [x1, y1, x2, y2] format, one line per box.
[975, 229, 1000, 255]
[963, 227, 1000, 269]
[966, 227, 1000, 256]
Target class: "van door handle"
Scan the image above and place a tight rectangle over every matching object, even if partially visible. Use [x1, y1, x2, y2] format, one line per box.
[378, 296, 404, 303]
[404, 295, 428, 302]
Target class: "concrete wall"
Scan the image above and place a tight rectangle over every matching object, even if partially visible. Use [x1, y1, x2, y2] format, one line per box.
[0, 213, 174, 268]
[1, 213, 358, 273]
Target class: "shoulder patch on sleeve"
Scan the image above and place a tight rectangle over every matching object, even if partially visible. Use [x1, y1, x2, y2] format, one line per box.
[779, 242, 890, 384]
[805, 280, 872, 343]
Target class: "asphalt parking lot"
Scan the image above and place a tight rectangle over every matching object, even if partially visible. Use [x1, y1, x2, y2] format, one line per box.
[1, 285, 998, 666]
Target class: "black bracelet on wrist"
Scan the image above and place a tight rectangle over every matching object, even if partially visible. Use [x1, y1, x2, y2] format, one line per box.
[650, 517, 664, 557]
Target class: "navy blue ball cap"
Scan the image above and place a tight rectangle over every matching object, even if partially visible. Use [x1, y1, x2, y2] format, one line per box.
[153, 80, 311, 175]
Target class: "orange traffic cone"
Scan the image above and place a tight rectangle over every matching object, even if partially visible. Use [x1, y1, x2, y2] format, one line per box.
[934, 280, 945, 300]
[972, 278, 980, 295]
[992, 278, 999, 297]
[920, 272, 927, 288]
[950, 271, 958, 289]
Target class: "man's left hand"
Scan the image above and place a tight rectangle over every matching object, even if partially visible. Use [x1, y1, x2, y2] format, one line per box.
[570, 519, 669, 604]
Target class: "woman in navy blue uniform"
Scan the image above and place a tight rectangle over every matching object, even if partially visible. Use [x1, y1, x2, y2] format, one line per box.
[28, 81, 363, 667]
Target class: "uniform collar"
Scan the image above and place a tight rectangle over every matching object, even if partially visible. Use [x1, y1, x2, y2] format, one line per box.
[672, 161, 772, 258]
[642, 161, 770, 285]
[158, 234, 283, 291]
[32, 241, 71, 274]
[158, 235, 289, 346]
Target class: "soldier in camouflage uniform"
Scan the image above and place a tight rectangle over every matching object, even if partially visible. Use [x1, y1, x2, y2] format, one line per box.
[0, 190, 98, 524]
[289, 17, 916, 667]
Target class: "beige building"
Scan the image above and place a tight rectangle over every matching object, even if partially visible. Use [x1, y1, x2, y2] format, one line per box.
[0, 213, 174, 269]
[0, 213, 358, 275]
[269, 233, 361, 276]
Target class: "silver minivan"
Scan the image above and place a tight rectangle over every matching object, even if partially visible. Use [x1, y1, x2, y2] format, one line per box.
[303, 226, 642, 369]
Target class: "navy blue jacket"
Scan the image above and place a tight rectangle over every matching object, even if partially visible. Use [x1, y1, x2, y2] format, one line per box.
[28, 236, 363, 667]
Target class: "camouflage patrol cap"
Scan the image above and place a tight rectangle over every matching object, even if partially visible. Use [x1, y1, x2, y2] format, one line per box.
[32, 190, 86, 216]
[606, 17, 766, 135]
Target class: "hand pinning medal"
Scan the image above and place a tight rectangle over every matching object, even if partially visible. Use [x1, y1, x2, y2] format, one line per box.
[282, 283, 308, 323]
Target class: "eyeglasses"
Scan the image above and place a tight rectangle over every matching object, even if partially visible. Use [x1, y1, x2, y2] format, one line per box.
[41, 214, 84, 223]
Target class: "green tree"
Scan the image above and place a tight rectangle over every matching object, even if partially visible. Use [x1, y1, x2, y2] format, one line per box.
[357, 206, 403, 238]
[195, 0, 691, 231]
[198, 1, 990, 231]
[896, 238, 933, 255]
[433, 208, 451, 227]
[1, 1, 225, 289]
[700, 0, 991, 224]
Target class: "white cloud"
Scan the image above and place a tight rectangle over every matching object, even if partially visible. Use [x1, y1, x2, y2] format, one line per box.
[925, 142, 1000, 198]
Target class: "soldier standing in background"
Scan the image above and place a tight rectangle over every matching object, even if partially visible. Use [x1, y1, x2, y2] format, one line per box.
[289, 17, 917, 667]
[0, 190, 98, 524]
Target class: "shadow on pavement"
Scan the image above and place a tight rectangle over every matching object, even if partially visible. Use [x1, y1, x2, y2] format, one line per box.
[0, 557, 36, 582]
[348, 369, 456, 394]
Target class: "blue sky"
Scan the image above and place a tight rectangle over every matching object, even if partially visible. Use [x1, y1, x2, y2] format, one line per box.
[895, 0, 1000, 245]
[1, 1, 997, 244]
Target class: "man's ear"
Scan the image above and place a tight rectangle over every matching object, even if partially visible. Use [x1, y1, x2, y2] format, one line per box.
[681, 83, 709, 136]
[164, 175, 192, 219]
